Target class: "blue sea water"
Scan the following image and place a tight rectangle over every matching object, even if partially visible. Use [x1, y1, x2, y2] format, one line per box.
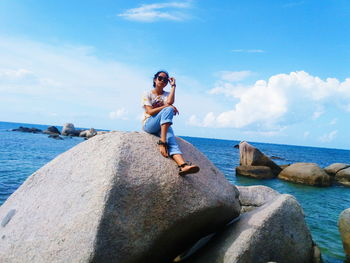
[1, 121, 349, 262]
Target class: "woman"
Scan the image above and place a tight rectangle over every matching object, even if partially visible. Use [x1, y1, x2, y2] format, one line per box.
[142, 70, 200, 176]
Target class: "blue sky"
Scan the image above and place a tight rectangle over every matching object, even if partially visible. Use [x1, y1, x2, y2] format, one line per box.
[1, 0, 350, 149]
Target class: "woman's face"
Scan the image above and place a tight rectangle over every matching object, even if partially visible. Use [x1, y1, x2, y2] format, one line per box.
[154, 72, 169, 88]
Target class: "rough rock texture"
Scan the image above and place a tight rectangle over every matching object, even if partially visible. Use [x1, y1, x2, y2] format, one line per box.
[0, 131, 240, 263]
[237, 185, 279, 212]
[236, 165, 274, 179]
[61, 123, 80, 136]
[278, 162, 331, 186]
[239, 141, 282, 176]
[325, 163, 350, 176]
[335, 167, 350, 186]
[339, 208, 350, 261]
[184, 187, 314, 263]
[43, 126, 61, 135]
[79, 128, 97, 139]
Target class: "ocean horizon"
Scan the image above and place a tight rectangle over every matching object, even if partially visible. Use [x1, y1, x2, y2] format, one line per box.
[1, 120, 349, 262]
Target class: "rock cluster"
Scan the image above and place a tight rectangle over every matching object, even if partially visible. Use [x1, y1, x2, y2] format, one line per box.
[183, 185, 318, 263]
[0, 132, 240, 263]
[236, 141, 350, 187]
[12, 123, 101, 140]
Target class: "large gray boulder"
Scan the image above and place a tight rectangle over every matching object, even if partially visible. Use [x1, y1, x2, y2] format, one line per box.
[236, 165, 274, 179]
[237, 185, 279, 213]
[61, 123, 80, 136]
[324, 163, 350, 176]
[0, 131, 240, 263]
[278, 162, 331, 186]
[239, 141, 282, 176]
[339, 208, 350, 261]
[335, 167, 350, 186]
[184, 186, 315, 263]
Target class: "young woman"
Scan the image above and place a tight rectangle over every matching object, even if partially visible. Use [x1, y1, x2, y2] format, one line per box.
[142, 70, 200, 176]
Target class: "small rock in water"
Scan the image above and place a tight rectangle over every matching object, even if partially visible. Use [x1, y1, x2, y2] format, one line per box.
[12, 126, 42, 133]
[43, 126, 61, 135]
[48, 134, 63, 140]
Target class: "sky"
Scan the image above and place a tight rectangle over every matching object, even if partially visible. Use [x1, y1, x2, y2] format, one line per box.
[0, 0, 350, 149]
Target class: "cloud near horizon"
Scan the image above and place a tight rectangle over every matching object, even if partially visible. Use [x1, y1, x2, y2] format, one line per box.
[0, 36, 149, 129]
[118, 1, 192, 22]
[188, 71, 350, 134]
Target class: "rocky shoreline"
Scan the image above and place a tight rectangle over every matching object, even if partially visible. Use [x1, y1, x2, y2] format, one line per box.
[235, 141, 350, 187]
[3, 131, 349, 262]
[11, 123, 108, 140]
[0, 132, 327, 263]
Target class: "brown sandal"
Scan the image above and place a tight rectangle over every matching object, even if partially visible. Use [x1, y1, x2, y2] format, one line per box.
[157, 140, 168, 158]
[178, 162, 200, 176]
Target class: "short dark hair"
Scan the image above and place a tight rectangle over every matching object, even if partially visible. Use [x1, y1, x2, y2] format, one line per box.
[153, 70, 169, 87]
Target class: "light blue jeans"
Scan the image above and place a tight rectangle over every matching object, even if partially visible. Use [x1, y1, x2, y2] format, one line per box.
[143, 107, 182, 156]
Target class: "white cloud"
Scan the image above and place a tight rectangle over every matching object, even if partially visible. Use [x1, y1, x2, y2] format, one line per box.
[304, 131, 310, 138]
[118, 2, 192, 22]
[319, 130, 338, 143]
[312, 109, 324, 120]
[109, 108, 128, 120]
[189, 71, 350, 131]
[0, 36, 149, 128]
[218, 70, 253, 82]
[329, 118, 337, 125]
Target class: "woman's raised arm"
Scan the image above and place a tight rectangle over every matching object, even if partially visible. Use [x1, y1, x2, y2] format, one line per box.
[166, 77, 176, 105]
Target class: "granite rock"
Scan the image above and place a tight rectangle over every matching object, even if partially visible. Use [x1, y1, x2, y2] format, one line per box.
[183, 189, 314, 263]
[335, 167, 350, 186]
[236, 165, 274, 179]
[339, 208, 350, 260]
[0, 131, 240, 263]
[239, 141, 282, 176]
[278, 162, 331, 186]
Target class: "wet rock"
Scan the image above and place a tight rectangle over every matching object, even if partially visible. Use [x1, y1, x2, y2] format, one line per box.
[12, 126, 42, 133]
[324, 163, 350, 176]
[278, 162, 331, 186]
[236, 165, 274, 179]
[43, 126, 60, 135]
[239, 141, 282, 177]
[0, 131, 240, 263]
[48, 134, 63, 140]
[335, 167, 350, 186]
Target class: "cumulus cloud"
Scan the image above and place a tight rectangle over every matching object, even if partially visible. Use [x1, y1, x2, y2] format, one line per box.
[189, 71, 350, 131]
[118, 2, 192, 22]
[0, 36, 149, 128]
[218, 70, 253, 82]
[109, 108, 128, 120]
[329, 118, 337, 125]
[319, 130, 338, 143]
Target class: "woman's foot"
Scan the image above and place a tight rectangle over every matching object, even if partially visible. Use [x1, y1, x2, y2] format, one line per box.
[178, 163, 200, 176]
[157, 140, 168, 158]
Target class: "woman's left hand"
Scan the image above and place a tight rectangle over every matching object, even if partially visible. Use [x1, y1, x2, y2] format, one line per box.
[169, 77, 176, 87]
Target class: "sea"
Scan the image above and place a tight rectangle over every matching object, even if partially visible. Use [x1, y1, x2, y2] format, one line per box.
[0, 121, 349, 262]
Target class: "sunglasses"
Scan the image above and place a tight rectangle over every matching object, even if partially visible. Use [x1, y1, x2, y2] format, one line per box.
[157, 76, 169, 83]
